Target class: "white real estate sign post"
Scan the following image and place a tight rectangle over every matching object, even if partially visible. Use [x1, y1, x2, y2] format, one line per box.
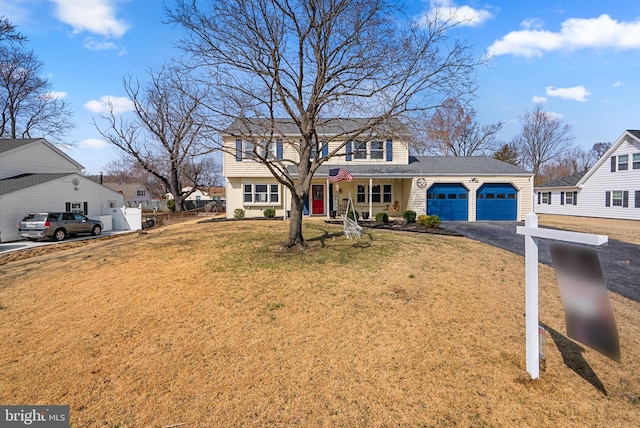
[516, 212, 608, 379]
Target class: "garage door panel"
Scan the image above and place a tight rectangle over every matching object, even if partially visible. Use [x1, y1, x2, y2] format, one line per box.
[476, 183, 517, 220]
[427, 183, 468, 221]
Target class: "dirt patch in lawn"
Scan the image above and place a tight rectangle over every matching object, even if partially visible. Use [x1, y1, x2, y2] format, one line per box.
[538, 214, 640, 245]
[0, 220, 638, 427]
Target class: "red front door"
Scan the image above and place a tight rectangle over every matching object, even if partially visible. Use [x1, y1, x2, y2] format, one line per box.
[312, 185, 324, 215]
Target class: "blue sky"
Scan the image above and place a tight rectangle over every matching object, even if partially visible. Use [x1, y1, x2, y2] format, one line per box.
[2, 0, 640, 174]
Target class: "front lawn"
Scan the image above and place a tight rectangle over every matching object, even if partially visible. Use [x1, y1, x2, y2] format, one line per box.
[0, 220, 638, 426]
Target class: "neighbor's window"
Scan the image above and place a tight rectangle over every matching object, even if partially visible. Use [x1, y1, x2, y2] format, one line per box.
[541, 192, 550, 204]
[618, 155, 629, 171]
[633, 153, 640, 170]
[137, 190, 145, 197]
[254, 184, 268, 203]
[565, 192, 574, 205]
[612, 191, 623, 206]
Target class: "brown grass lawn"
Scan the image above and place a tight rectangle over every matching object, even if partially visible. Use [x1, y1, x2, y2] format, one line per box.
[538, 214, 640, 245]
[0, 219, 639, 427]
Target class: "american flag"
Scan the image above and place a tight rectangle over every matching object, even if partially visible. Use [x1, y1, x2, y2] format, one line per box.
[328, 168, 353, 183]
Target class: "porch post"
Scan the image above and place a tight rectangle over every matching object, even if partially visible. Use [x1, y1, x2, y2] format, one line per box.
[369, 177, 373, 220]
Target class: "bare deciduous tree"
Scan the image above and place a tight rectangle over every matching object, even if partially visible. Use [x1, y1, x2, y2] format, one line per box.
[168, 0, 481, 248]
[511, 103, 575, 178]
[94, 63, 217, 211]
[0, 18, 74, 141]
[413, 98, 503, 156]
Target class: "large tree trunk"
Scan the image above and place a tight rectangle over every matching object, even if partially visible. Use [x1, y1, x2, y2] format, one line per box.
[284, 191, 307, 249]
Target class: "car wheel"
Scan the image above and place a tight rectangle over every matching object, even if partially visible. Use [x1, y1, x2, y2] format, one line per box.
[91, 225, 102, 236]
[53, 229, 66, 241]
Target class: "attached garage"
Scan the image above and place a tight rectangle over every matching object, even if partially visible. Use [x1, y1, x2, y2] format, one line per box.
[426, 183, 468, 221]
[476, 183, 518, 220]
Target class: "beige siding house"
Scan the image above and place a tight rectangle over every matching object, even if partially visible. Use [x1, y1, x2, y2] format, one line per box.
[223, 119, 533, 221]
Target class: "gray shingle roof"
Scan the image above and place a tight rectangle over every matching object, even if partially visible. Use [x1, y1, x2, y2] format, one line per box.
[627, 130, 640, 139]
[0, 138, 44, 154]
[536, 170, 587, 188]
[286, 156, 530, 178]
[224, 118, 407, 137]
[0, 173, 73, 195]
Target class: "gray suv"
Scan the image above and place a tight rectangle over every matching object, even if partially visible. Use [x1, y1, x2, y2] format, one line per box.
[19, 212, 103, 241]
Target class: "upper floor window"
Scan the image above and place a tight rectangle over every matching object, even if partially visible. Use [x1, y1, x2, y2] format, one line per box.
[370, 141, 384, 159]
[618, 155, 629, 171]
[353, 140, 385, 160]
[633, 153, 640, 169]
[354, 141, 368, 159]
[242, 140, 256, 160]
[136, 190, 145, 197]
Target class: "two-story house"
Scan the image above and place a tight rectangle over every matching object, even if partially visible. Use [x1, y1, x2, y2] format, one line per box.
[0, 138, 125, 242]
[535, 130, 640, 220]
[222, 118, 533, 222]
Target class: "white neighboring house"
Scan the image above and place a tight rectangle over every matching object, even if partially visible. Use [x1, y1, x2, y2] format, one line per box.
[223, 118, 534, 221]
[535, 129, 640, 220]
[0, 138, 125, 242]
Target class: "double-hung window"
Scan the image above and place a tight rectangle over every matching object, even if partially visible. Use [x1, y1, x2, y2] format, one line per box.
[370, 185, 381, 203]
[243, 140, 255, 159]
[618, 155, 629, 171]
[612, 191, 624, 206]
[383, 184, 392, 203]
[370, 141, 384, 159]
[565, 192, 574, 205]
[633, 153, 640, 169]
[354, 141, 368, 159]
[540, 192, 550, 204]
[356, 184, 366, 203]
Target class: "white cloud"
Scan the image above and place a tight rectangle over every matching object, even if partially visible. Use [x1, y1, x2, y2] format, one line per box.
[613, 81, 625, 87]
[521, 18, 544, 31]
[48, 0, 130, 38]
[84, 95, 134, 114]
[532, 95, 548, 103]
[545, 85, 591, 102]
[84, 38, 119, 51]
[47, 91, 68, 99]
[417, 0, 493, 28]
[79, 138, 108, 149]
[488, 14, 640, 57]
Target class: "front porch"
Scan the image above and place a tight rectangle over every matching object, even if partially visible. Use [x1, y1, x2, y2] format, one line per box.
[304, 178, 410, 220]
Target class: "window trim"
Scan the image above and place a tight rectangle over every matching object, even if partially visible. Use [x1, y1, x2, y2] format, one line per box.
[243, 183, 281, 206]
[618, 154, 629, 171]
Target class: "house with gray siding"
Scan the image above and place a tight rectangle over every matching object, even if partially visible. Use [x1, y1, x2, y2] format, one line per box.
[0, 139, 124, 242]
[535, 130, 640, 221]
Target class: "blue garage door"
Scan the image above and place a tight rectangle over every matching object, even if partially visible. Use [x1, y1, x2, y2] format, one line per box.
[476, 183, 517, 220]
[427, 183, 469, 221]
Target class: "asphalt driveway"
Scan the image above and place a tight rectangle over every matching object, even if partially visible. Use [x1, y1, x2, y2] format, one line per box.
[441, 221, 640, 304]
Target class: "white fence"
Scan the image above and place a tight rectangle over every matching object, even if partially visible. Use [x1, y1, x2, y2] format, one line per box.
[101, 206, 142, 232]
